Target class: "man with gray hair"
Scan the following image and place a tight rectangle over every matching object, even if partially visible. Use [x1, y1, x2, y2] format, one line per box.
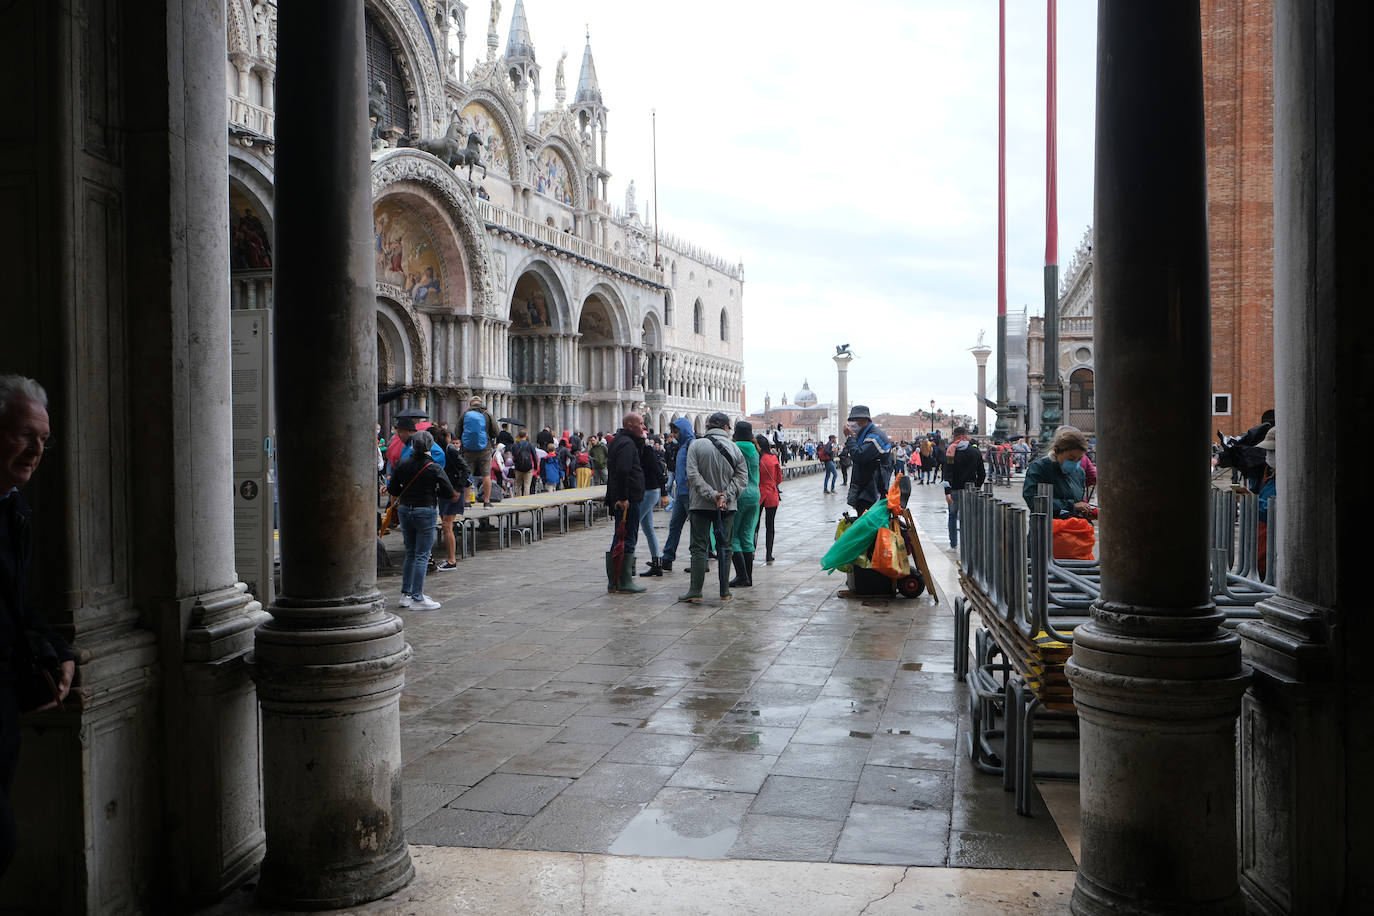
[679, 412, 749, 604]
[0, 375, 77, 874]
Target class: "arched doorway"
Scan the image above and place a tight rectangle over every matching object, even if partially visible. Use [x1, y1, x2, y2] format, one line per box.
[578, 294, 618, 434]
[1068, 367, 1096, 434]
[508, 263, 571, 434]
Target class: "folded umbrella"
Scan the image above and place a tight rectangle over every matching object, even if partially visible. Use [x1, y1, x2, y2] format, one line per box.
[611, 505, 629, 584]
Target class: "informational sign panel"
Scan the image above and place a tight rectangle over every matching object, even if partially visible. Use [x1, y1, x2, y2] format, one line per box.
[231, 310, 274, 606]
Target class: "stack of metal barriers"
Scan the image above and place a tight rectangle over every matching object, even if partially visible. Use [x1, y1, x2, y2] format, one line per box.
[953, 482, 1275, 815]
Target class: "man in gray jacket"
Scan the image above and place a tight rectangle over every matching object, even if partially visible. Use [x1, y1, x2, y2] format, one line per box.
[679, 412, 749, 603]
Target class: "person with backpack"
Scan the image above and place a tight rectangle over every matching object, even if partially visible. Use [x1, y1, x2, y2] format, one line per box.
[460, 396, 499, 508]
[509, 429, 537, 496]
[430, 428, 471, 571]
[818, 434, 838, 494]
[539, 446, 564, 490]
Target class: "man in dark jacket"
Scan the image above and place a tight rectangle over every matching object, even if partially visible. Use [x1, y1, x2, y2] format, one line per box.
[0, 376, 77, 875]
[603, 413, 647, 593]
[659, 417, 695, 572]
[845, 405, 893, 515]
[943, 426, 986, 549]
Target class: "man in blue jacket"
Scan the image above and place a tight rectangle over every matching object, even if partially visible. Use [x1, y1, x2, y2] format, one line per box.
[658, 417, 695, 572]
[845, 405, 893, 515]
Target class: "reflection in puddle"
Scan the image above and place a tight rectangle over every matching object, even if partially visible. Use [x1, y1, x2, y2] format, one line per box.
[901, 662, 924, 671]
[609, 812, 739, 859]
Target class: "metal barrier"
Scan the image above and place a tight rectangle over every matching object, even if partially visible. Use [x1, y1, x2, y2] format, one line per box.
[1208, 488, 1276, 612]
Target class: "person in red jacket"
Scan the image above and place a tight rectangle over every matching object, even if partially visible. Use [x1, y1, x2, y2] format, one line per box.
[755, 434, 783, 563]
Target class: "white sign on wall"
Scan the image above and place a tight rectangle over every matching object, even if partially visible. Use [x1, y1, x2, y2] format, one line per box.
[231, 310, 275, 606]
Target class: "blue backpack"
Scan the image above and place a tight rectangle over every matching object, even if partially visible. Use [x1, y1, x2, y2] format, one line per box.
[461, 409, 488, 450]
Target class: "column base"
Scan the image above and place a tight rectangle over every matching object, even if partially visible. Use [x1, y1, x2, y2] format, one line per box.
[250, 598, 414, 909]
[1066, 617, 1250, 916]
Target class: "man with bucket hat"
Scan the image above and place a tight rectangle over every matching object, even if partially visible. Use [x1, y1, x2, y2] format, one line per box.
[845, 405, 893, 516]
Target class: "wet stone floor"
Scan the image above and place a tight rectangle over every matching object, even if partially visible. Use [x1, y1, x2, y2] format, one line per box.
[387, 473, 1076, 871]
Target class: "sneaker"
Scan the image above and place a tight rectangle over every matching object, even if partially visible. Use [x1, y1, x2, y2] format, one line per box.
[435, 561, 458, 571]
[398, 595, 413, 608]
[412, 595, 441, 611]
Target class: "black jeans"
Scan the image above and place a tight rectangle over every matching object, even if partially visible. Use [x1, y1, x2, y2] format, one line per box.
[754, 506, 777, 558]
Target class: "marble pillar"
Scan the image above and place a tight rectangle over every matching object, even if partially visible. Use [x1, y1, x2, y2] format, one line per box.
[250, 0, 413, 907]
[1065, 4, 1249, 914]
[1236, 2, 1372, 911]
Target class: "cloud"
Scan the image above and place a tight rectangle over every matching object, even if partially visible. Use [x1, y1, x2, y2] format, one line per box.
[471, 0, 1098, 422]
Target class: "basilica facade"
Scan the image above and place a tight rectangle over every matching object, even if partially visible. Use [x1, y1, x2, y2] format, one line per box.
[227, 0, 744, 435]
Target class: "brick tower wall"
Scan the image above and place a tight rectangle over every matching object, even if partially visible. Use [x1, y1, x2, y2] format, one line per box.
[1201, 0, 1275, 435]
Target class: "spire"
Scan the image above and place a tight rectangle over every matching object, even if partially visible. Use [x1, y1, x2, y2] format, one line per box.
[505, 0, 535, 61]
[575, 32, 602, 106]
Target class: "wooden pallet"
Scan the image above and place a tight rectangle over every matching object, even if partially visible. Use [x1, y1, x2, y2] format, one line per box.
[960, 571, 1077, 713]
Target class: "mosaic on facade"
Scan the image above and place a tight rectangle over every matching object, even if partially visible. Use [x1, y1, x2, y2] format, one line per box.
[230, 186, 272, 270]
[578, 299, 612, 339]
[535, 148, 573, 204]
[374, 199, 444, 306]
[461, 102, 509, 173]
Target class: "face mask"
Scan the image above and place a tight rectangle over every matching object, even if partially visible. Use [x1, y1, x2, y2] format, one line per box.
[1264, 452, 1275, 468]
[1060, 459, 1079, 473]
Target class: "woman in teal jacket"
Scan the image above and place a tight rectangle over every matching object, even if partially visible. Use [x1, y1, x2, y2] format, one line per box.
[729, 421, 761, 587]
[1022, 427, 1090, 517]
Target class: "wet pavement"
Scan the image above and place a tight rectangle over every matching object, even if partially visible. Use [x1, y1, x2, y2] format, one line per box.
[387, 473, 1076, 871]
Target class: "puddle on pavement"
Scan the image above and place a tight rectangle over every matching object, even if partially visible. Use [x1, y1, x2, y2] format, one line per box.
[901, 662, 925, 671]
[609, 812, 740, 859]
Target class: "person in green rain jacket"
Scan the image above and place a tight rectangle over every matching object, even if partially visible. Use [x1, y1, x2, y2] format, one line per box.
[729, 421, 761, 587]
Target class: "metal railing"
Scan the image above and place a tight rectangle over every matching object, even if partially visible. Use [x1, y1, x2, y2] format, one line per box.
[474, 200, 666, 287]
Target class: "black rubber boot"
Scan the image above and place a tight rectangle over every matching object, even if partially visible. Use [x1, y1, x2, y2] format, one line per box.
[729, 553, 749, 588]
[643, 557, 663, 577]
[743, 551, 755, 586]
[660, 558, 673, 572]
[718, 548, 733, 600]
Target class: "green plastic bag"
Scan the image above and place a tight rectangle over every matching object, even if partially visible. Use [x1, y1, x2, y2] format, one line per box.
[821, 502, 891, 573]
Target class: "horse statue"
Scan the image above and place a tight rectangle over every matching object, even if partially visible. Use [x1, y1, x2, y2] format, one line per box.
[402, 118, 486, 182]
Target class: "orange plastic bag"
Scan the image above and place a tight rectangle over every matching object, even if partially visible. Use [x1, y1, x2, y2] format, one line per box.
[1052, 517, 1096, 560]
[886, 471, 904, 513]
[871, 522, 911, 578]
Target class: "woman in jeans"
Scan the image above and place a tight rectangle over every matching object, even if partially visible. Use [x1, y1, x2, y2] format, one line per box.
[636, 433, 670, 576]
[387, 429, 454, 610]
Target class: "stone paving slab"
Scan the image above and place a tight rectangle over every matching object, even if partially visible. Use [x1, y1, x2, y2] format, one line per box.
[387, 477, 1075, 870]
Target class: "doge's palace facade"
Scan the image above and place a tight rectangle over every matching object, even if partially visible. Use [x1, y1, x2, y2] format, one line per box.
[227, 0, 744, 435]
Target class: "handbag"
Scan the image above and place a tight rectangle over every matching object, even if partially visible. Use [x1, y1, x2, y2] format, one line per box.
[1052, 517, 1096, 560]
[378, 461, 434, 537]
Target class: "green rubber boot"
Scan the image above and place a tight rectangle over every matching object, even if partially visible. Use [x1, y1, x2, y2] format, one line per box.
[617, 550, 647, 594]
[605, 551, 618, 592]
[679, 558, 707, 603]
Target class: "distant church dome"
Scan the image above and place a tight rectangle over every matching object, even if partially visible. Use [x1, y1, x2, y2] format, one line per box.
[794, 380, 818, 408]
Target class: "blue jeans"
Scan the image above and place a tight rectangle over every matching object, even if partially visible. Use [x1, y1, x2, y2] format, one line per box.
[946, 491, 959, 547]
[610, 501, 640, 554]
[399, 504, 438, 598]
[660, 496, 690, 562]
[638, 489, 662, 557]
[823, 461, 838, 491]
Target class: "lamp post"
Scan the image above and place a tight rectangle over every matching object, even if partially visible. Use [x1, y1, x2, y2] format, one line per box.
[929, 400, 935, 434]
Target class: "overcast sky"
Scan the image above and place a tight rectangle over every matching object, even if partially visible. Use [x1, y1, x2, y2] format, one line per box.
[472, 1, 1098, 420]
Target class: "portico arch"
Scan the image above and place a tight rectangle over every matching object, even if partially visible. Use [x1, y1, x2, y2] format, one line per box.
[507, 259, 574, 433]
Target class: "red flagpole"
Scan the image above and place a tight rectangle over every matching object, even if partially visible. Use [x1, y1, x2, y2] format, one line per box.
[1045, 0, 1058, 266]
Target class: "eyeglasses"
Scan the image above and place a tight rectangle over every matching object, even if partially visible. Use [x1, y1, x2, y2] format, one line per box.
[7, 430, 54, 452]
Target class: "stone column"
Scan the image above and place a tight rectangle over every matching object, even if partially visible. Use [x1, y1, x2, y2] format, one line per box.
[832, 350, 853, 430]
[250, 1, 413, 908]
[971, 343, 992, 436]
[1236, 1, 1372, 911]
[1065, 5, 1248, 914]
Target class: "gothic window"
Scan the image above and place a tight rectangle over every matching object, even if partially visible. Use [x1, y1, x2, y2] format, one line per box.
[366, 16, 412, 137]
[719, 308, 728, 341]
[1069, 367, 1095, 409]
[693, 299, 703, 334]
[664, 292, 673, 326]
